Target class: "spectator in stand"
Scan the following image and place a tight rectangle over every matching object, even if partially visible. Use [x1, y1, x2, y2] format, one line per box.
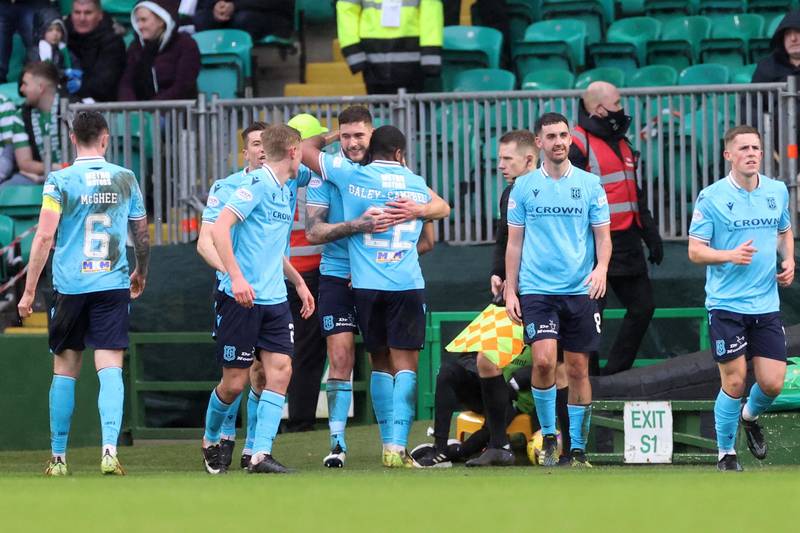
[27, 8, 83, 98]
[0, 0, 50, 83]
[0, 93, 16, 182]
[752, 10, 800, 83]
[66, 0, 127, 103]
[2, 61, 61, 186]
[337, 0, 443, 94]
[194, 0, 295, 41]
[118, 0, 200, 101]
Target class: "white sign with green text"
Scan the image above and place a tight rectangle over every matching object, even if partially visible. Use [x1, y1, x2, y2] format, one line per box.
[624, 401, 673, 463]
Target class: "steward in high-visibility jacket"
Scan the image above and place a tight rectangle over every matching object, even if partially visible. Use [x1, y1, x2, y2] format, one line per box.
[336, 0, 443, 94]
[568, 89, 663, 376]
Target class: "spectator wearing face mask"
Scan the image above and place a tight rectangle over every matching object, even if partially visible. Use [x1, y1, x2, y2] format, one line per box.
[118, 0, 200, 101]
[568, 81, 663, 376]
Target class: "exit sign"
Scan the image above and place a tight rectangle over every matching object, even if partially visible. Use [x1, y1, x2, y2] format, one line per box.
[624, 401, 673, 463]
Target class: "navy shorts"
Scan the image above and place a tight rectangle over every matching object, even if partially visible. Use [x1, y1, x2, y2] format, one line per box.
[353, 288, 426, 353]
[318, 275, 358, 337]
[214, 294, 294, 368]
[708, 309, 786, 363]
[48, 289, 130, 354]
[211, 285, 224, 340]
[520, 294, 601, 353]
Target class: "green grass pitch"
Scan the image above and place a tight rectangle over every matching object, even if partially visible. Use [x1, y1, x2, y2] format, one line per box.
[1, 422, 798, 532]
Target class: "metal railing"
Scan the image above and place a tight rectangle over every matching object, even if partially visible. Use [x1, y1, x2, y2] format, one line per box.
[56, 81, 797, 245]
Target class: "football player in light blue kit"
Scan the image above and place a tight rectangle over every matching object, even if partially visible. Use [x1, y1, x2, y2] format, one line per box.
[688, 125, 794, 472]
[505, 113, 611, 468]
[18, 111, 150, 476]
[303, 106, 448, 468]
[303, 125, 448, 467]
[203, 124, 315, 474]
[197, 121, 269, 471]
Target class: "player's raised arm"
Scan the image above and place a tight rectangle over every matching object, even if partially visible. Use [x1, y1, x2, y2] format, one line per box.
[128, 217, 150, 299]
[17, 204, 60, 318]
[300, 131, 337, 176]
[212, 207, 254, 307]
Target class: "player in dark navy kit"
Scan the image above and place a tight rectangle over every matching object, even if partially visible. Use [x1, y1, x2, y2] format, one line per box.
[18, 111, 150, 476]
[201, 124, 315, 475]
[505, 113, 612, 468]
[688, 125, 794, 472]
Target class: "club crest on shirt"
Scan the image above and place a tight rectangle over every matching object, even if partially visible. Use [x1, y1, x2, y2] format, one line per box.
[767, 196, 777, 210]
[571, 187, 581, 200]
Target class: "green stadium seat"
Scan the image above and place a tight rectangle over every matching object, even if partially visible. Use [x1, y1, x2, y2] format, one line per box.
[102, 0, 136, 15]
[541, 0, 611, 45]
[698, 0, 745, 13]
[730, 63, 757, 84]
[627, 64, 678, 87]
[699, 14, 765, 68]
[749, 14, 783, 64]
[679, 63, 729, 85]
[296, 0, 335, 24]
[0, 82, 22, 106]
[0, 185, 43, 218]
[521, 68, 576, 90]
[504, 0, 537, 44]
[453, 69, 516, 92]
[589, 16, 661, 76]
[198, 65, 239, 99]
[123, 31, 135, 48]
[513, 19, 587, 76]
[442, 26, 504, 91]
[644, 0, 695, 24]
[748, 0, 799, 16]
[647, 16, 711, 71]
[619, 0, 646, 15]
[574, 66, 626, 89]
[193, 29, 253, 82]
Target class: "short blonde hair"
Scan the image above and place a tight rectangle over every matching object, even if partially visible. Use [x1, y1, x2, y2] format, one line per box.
[261, 124, 301, 161]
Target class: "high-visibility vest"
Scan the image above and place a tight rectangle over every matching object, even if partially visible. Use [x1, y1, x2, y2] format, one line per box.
[289, 188, 323, 273]
[571, 127, 641, 232]
[336, 0, 443, 78]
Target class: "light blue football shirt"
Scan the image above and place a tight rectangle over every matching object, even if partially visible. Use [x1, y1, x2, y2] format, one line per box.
[43, 156, 145, 294]
[689, 174, 791, 314]
[507, 163, 610, 295]
[306, 173, 350, 279]
[219, 165, 293, 305]
[201, 168, 249, 283]
[318, 152, 429, 291]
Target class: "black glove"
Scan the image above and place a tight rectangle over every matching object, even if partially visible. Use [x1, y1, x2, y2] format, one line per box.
[645, 234, 664, 265]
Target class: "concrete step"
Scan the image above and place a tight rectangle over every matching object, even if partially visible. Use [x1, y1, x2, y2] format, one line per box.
[4, 326, 46, 335]
[22, 312, 46, 328]
[305, 62, 362, 84]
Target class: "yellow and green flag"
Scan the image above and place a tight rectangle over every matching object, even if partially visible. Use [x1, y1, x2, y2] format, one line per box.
[445, 304, 526, 368]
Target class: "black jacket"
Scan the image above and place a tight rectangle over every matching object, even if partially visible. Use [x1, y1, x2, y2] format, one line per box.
[65, 13, 126, 102]
[752, 10, 800, 83]
[568, 102, 662, 276]
[491, 182, 513, 280]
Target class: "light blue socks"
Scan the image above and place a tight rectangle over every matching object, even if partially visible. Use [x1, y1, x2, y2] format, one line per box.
[220, 391, 243, 441]
[203, 388, 230, 444]
[743, 382, 776, 421]
[392, 370, 417, 448]
[532, 384, 557, 435]
[253, 390, 285, 455]
[327, 379, 352, 452]
[49, 375, 76, 458]
[97, 367, 124, 452]
[715, 389, 742, 455]
[371, 371, 394, 444]
[568, 404, 592, 451]
[244, 387, 260, 454]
